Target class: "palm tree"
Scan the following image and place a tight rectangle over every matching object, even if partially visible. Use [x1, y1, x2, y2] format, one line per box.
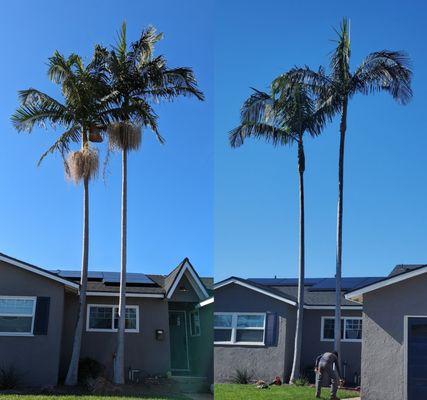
[11, 49, 109, 386]
[286, 18, 412, 357]
[229, 80, 326, 381]
[102, 23, 204, 384]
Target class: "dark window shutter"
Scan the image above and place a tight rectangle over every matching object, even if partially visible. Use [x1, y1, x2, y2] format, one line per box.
[33, 297, 50, 335]
[265, 312, 278, 346]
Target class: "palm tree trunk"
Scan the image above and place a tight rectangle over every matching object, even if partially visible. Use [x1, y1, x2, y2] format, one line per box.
[334, 98, 348, 360]
[65, 175, 89, 386]
[114, 149, 127, 385]
[290, 139, 305, 383]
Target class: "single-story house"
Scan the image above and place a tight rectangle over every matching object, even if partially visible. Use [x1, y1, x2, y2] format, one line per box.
[0, 252, 213, 388]
[214, 275, 383, 384]
[345, 264, 427, 400]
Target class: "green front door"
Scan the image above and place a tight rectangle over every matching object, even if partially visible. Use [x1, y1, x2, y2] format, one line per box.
[169, 310, 189, 371]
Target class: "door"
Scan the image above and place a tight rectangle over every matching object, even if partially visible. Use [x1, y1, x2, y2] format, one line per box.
[408, 317, 427, 400]
[169, 310, 189, 371]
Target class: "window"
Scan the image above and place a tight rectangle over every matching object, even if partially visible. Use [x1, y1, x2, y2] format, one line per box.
[214, 313, 265, 345]
[321, 317, 362, 342]
[0, 296, 36, 336]
[189, 310, 201, 337]
[87, 304, 139, 332]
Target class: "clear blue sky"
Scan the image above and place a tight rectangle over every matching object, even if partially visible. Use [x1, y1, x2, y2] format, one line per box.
[0, 0, 213, 276]
[215, 0, 427, 281]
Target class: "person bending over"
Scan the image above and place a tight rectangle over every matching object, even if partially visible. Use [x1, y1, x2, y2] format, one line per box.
[314, 351, 344, 400]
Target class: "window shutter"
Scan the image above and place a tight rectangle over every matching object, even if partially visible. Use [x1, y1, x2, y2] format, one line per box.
[33, 297, 50, 335]
[265, 312, 278, 346]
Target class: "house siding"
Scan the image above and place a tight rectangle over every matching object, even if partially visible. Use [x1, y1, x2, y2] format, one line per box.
[301, 309, 362, 383]
[60, 294, 171, 381]
[361, 273, 427, 400]
[0, 260, 65, 387]
[214, 283, 296, 382]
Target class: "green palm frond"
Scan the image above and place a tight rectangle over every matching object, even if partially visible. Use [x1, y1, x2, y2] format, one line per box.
[38, 125, 81, 165]
[11, 101, 70, 132]
[351, 50, 412, 104]
[130, 25, 163, 65]
[229, 122, 290, 148]
[330, 18, 351, 84]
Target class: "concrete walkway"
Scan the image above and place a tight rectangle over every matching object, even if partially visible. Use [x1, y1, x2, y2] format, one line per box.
[342, 398, 361, 400]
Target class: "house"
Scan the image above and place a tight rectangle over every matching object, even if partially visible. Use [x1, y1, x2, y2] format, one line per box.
[213, 275, 383, 384]
[0, 252, 213, 388]
[345, 264, 427, 400]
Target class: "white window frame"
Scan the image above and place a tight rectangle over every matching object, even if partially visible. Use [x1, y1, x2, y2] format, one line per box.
[214, 312, 266, 346]
[86, 304, 139, 333]
[320, 316, 362, 343]
[0, 296, 37, 337]
[189, 309, 201, 337]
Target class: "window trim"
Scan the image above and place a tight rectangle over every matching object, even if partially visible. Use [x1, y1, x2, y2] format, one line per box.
[0, 296, 37, 337]
[86, 304, 139, 333]
[320, 316, 362, 343]
[214, 312, 266, 346]
[189, 309, 201, 337]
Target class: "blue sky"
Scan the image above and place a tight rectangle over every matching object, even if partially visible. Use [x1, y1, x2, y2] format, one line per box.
[0, 0, 213, 276]
[215, 0, 427, 280]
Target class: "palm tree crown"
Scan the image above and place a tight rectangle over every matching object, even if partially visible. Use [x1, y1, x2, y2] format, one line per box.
[12, 49, 110, 163]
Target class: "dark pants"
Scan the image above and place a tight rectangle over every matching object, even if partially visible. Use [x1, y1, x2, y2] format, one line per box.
[315, 363, 339, 399]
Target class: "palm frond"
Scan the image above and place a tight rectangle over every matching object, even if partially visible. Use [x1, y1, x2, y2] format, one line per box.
[38, 125, 81, 165]
[11, 101, 70, 132]
[352, 50, 413, 104]
[229, 122, 290, 148]
[330, 18, 351, 84]
[130, 25, 163, 65]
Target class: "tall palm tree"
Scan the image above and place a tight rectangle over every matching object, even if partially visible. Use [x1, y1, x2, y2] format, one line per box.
[287, 18, 412, 357]
[11, 49, 109, 386]
[102, 23, 204, 384]
[229, 80, 326, 381]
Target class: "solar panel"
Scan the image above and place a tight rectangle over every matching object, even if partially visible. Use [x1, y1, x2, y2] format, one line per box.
[102, 271, 154, 285]
[51, 270, 155, 285]
[249, 278, 323, 286]
[309, 277, 381, 291]
[53, 270, 105, 280]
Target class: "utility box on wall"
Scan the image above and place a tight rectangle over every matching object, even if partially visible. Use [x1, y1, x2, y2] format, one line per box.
[155, 329, 165, 341]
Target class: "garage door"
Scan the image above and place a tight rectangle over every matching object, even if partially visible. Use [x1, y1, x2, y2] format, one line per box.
[408, 317, 427, 400]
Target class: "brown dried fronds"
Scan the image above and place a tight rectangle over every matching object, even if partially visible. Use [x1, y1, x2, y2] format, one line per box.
[66, 147, 99, 183]
[107, 122, 142, 152]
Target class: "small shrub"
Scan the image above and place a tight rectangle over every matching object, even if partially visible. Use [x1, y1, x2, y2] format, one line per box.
[78, 357, 105, 384]
[231, 369, 253, 384]
[293, 376, 309, 386]
[0, 365, 21, 389]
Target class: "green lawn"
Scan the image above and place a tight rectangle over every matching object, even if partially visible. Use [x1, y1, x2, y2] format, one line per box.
[214, 384, 359, 400]
[0, 396, 188, 400]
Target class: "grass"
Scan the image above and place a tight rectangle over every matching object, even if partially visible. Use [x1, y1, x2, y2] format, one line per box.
[214, 383, 360, 399]
[0, 396, 189, 400]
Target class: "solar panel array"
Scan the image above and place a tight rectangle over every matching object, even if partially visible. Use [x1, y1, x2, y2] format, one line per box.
[248, 278, 323, 286]
[249, 276, 385, 291]
[51, 270, 155, 285]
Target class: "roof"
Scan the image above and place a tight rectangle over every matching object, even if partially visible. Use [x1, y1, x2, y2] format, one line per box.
[165, 258, 209, 300]
[215, 275, 384, 308]
[0, 252, 79, 290]
[0, 251, 211, 299]
[345, 264, 427, 303]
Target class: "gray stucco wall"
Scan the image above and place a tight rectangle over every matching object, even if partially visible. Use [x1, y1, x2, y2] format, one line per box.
[0, 260, 65, 387]
[169, 274, 200, 303]
[361, 273, 427, 400]
[60, 294, 171, 381]
[214, 283, 296, 383]
[302, 309, 362, 383]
